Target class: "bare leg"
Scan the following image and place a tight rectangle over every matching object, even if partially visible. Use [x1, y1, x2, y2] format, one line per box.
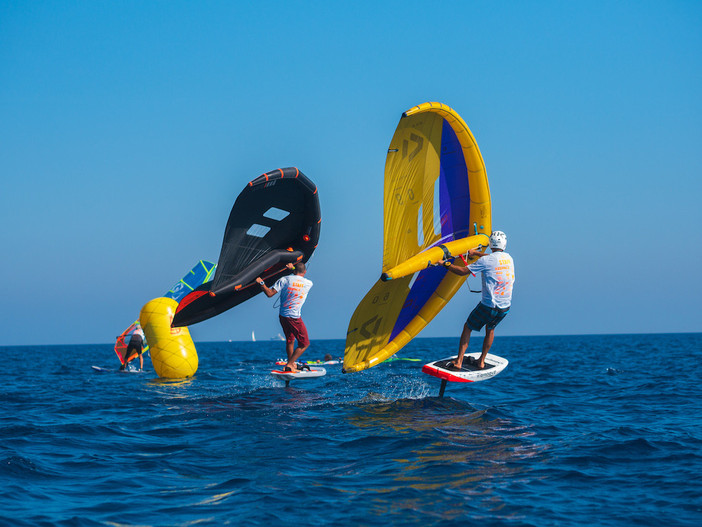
[285, 339, 294, 362]
[477, 328, 495, 369]
[287, 320, 309, 372]
[452, 324, 472, 368]
[289, 344, 309, 367]
[284, 340, 299, 372]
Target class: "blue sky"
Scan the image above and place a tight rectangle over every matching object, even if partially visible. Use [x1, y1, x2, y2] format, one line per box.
[1, 1, 700, 346]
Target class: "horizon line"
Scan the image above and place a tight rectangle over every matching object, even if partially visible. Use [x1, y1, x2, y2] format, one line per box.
[2, 331, 700, 348]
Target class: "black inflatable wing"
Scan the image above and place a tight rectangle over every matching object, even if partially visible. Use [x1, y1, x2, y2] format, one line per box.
[172, 167, 321, 327]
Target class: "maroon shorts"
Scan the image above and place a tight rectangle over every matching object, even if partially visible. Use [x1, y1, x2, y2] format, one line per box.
[279, 316, 309, 348]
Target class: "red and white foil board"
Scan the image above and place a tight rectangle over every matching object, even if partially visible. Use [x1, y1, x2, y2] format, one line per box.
[422, 353, 508, 383]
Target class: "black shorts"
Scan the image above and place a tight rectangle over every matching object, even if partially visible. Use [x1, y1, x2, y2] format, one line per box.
[126, 335, 143, 355]
[466, 302, 509, 332]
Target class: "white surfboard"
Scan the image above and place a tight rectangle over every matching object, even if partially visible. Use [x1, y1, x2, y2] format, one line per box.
[271, 366, 326, 381]
[422, 353, 508, 383]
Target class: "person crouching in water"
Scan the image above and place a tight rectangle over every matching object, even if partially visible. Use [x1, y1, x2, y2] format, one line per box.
[256, 262, 313, 373]
[439, 231, 515, 370]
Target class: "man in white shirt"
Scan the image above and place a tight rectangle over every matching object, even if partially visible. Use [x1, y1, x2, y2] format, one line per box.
[439, 230, 515, 370]
[256, 262, 313, 373]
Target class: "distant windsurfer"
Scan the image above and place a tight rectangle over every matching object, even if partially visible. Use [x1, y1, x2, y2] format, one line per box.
[120, 323, 145, 371]
[256, 262, 313, 373]
[439, 231, 515, 370]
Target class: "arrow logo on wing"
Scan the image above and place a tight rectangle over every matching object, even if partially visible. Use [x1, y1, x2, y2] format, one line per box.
[402, 133, 423, 162]
[359, 315, 382, 339]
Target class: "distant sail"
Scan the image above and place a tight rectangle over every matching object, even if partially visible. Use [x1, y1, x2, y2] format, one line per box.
[344, 102, 492, 373]
[114, 260, 216, 364]
[251, 330, 256, 342]
[172, 167, 321, 327]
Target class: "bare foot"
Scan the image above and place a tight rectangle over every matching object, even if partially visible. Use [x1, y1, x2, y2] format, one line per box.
[471, 357, 485, 369]
[466, 356, 485, 369]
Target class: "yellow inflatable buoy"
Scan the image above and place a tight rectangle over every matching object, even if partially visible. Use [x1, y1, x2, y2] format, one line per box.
[139, 297, 198, 378]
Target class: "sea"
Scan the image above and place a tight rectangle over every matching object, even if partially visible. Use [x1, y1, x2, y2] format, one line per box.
[1, 333, 701, 526]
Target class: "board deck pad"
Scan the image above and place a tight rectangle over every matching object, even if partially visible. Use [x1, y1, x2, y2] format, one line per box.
[422, 353, 508, 383]
[271, 366, 326, 381]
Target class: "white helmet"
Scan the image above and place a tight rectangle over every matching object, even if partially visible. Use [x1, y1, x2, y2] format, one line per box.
[489, 231, 507, 250]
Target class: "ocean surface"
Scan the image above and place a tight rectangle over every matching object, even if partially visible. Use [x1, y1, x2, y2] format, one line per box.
[1, 333, 701, 526]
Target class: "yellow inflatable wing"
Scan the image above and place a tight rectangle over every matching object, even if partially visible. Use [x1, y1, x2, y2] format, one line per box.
[344, 102, 492, 373]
